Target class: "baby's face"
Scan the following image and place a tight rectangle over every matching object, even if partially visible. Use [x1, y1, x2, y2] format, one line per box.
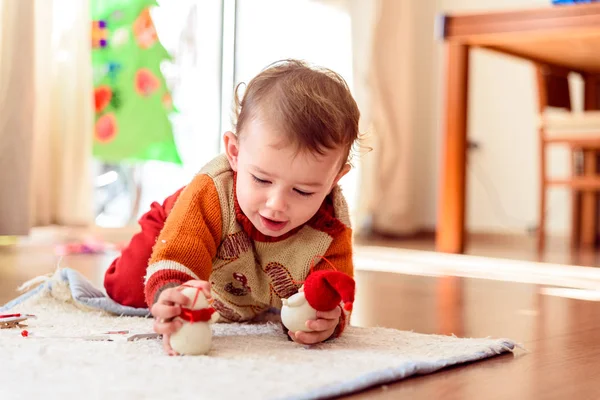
[224, 118, 349, 237]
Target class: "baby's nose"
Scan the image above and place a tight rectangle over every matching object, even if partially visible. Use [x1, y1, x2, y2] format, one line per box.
[266, 192, 287, 212]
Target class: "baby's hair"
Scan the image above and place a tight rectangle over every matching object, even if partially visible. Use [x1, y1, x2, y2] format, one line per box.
[232, 59, 362, 164]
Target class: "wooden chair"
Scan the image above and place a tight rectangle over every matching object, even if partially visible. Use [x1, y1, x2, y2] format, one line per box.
[535, 63, 600, 251]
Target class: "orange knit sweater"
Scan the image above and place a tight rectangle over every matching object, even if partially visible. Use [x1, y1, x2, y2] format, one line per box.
[144, 155, 354, 336]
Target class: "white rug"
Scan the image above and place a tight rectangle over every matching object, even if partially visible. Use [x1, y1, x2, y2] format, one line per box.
[0, 271, 517, 400]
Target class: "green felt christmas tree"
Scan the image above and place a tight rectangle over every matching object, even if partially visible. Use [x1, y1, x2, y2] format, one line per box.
[91, 0, 181, 165]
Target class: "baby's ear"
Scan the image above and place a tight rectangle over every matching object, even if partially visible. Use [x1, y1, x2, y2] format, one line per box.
[223, 131, 240, 171]
[332, 163, 351, 188]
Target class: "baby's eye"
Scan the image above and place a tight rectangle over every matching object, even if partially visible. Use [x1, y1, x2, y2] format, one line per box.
[252, 175, 271, 185]
[294, 189, 315, 197]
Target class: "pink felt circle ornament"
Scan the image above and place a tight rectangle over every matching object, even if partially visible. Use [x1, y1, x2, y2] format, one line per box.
[95, 113, 118, 143]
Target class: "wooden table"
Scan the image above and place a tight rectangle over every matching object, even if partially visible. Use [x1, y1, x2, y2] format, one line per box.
[437, 3, 600, 254]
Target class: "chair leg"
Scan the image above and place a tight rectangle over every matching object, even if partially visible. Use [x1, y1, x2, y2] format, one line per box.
[570, 149, 581, 249]
[538, 181, 546, 253]
[538, 140, 546, 253]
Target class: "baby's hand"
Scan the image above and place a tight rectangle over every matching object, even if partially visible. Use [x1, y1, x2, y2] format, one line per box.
[151, 280, 212, 355]
[288, 307, 341, 345]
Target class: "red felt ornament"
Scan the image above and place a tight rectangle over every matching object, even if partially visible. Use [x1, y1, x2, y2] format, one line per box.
[303, 270, 355, 312]
[95, 113, 118, 143]
[179, 307, 216, 323]
[135, 69, 160, 97]
[94, 86, 112, 113]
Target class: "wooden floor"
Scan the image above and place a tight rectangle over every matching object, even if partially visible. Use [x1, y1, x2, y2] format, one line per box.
[1, 227, 600, 399]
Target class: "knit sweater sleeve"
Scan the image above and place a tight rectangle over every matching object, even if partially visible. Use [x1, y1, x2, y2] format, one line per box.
[316, 224, 354, 338]
[144, 174, 222, 307]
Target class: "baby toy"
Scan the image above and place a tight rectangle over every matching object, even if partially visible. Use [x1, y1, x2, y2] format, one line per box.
[281, 270, 355, 333]
[169, 285, 219, 355]
[0, 313, 35, 329]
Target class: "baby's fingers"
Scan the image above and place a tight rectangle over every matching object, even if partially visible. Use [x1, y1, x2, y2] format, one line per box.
[151, 303, 181, 320]
[159, 288, 190, 306]
[162, 334, 180, 356]
[306, 317, 338, 332]
[153, 319, 183, 336]
[316, 306, 342, 320]
[290, 329, 333, 345]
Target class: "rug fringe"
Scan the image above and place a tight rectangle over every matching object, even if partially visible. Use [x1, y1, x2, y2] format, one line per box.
[17, 273, 53, 292]
[513, 342, 530, 353]
[17, 260, 64, 293]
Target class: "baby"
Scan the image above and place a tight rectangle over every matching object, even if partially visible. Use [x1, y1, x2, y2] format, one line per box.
[104, 59, 361, 355]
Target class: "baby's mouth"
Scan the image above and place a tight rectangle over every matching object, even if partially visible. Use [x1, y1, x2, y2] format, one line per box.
[259, 215, 289, 232]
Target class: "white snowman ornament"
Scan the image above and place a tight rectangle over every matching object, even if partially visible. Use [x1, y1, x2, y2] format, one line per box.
[281, 270, 355, 334]
[169, 286, 220, 355]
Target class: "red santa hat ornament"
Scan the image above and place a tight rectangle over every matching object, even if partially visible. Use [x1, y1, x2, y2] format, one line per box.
[280, 270, 356, 333]
[303, 270, 355, 312]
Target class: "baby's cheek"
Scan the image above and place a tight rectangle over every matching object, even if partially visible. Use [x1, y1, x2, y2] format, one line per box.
[237, 180, 256, 208]
[297, 205, 319, 224]
[309, 198, 326, 216]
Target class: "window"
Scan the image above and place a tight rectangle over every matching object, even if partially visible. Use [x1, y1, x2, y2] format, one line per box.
[233, 0, 359, 215]
[95, 0, 359, 225]
[96, 0, 224, 226]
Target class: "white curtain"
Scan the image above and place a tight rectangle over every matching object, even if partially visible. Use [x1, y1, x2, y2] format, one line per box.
[0, 0, 93, 235]
[364, 0, 419, 236]
[0, 0, 36, 235]
[340, 0, 423, 236]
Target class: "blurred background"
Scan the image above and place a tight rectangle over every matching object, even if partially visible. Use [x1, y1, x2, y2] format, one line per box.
[2, 3, 600, 397]
[1, 0, 599, 265]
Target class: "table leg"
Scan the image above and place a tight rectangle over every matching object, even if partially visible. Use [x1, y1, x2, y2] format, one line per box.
[436, 43, 470, 254]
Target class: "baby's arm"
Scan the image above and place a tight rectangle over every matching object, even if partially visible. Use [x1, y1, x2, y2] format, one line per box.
[319, 225, 354, 336]
[290, 226, 354, 345]
[319, 226, 354, 338]
[145, 174, 222, 355]
[144, 173, 222, 308]
[316, 225, 354, 278]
